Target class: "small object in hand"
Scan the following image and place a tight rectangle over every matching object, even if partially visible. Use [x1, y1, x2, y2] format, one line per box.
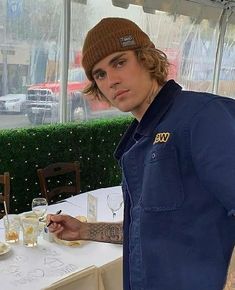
[46, 210, 62, 227]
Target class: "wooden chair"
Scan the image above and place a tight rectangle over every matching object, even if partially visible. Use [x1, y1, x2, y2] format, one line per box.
[37, 161, 80, 204]
[0, 172, 10, 218]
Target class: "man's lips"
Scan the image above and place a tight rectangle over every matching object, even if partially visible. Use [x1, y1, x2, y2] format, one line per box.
[114, 89, 129, 99]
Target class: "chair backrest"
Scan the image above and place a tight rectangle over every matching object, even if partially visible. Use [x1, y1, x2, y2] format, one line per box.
[0, 172, 10, 218]
[37, 161, 80, 204]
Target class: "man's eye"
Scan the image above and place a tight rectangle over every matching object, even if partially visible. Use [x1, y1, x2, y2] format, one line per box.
[94, 71, 106, 80]
[116, 60, 126, 68]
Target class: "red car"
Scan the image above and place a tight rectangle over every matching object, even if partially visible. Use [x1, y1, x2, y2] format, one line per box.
[26, 67, 116, 124]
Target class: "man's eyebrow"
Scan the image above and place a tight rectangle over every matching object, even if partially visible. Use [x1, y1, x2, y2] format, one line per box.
[92, 53, 127, 77]
[108, 53, 126, 65]
[92, 68, 103, 77]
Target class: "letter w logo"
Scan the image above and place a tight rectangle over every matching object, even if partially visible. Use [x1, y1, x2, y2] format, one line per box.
[153, 132, 170, 144]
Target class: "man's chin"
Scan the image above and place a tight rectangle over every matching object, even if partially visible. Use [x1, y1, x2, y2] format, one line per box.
[116, 105, 132, 113]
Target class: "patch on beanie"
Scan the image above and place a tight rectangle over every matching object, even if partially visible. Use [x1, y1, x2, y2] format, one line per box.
[119, 35, 136, 47]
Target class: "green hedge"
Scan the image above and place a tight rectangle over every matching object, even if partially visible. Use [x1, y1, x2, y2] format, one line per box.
[0, 117, 132, 213]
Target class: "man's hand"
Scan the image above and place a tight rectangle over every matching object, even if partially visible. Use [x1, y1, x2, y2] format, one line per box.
[47, 214, 123, 244]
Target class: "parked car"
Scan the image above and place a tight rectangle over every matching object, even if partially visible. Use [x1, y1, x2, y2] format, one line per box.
[0, 94, 27, 114]
[25, 67, 117, 124]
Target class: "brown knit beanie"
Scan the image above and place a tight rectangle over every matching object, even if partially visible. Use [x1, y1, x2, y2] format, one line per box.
[82, 17, 155, 80]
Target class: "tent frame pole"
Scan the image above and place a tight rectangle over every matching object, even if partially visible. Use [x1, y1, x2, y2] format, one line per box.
[59, 0, 71, 123]
[212, 7, 232, 94]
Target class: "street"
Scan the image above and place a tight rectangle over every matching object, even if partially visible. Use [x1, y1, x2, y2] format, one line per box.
[0, 110, 128, 131]
[0, 113, 33, 130]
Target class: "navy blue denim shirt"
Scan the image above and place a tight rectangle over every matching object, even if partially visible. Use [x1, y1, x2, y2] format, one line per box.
[114, 80, 235, 290]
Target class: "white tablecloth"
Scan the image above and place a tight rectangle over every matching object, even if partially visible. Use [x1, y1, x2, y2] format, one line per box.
[0, 186, 123, 290]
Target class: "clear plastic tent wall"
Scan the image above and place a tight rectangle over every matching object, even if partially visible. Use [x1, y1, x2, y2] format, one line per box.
[0, 0, 235, 129]
[107, 0, 235, 98]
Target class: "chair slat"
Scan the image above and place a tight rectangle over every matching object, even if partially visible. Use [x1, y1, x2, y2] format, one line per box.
[37, 161, 80, 204]
[0, 172, 10, 218]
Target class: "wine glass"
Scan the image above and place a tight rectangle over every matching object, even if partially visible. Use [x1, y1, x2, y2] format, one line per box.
[107, 193, 123, 220]
[31, 197, 48, 221]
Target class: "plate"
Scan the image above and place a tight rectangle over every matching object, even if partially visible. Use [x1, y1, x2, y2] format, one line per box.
[53, 236, 83, 247]
[0, 242, 11, 256]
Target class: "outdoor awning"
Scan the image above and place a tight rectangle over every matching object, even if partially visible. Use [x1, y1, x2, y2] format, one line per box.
[112, 0, 235, 24]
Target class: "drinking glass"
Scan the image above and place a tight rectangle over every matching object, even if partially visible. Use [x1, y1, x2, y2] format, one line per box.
[3, 214, 20, 243]
[107, 193, 123, 219]
[21, 217, 39, 247]
[31, 197, 48, 220]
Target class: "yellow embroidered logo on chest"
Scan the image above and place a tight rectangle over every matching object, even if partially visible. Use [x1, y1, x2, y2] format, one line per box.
[153, 132, 170, 144]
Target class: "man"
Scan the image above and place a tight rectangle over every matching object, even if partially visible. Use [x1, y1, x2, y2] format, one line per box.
[47, 18, 235, 290]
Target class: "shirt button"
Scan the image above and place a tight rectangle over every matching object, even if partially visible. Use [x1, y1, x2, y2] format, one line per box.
[152, 152, 156, 159]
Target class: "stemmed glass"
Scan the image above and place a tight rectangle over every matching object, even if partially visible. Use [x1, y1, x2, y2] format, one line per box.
[31, 197, 48, 221]
[107, 193, 123, 220]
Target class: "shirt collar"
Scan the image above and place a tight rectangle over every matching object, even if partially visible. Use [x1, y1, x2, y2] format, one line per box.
[114, 80, 182, 161]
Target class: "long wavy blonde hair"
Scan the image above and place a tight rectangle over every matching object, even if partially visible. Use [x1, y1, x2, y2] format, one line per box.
[83, 47, 170, 103]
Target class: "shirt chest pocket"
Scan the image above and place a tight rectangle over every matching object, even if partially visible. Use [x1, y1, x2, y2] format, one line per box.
[141, 146, 184, 212]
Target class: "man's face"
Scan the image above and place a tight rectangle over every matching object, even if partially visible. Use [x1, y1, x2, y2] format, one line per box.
[92, 50, 158, 120]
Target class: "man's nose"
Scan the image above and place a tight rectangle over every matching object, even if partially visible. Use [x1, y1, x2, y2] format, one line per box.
[107, 70, 120, 89]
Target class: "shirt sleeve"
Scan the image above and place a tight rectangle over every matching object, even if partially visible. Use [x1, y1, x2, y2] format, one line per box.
[190, 97, 235, 216]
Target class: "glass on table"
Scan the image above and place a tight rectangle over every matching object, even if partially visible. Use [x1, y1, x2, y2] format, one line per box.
[20, 211, 45, 237]
[3, 214, 20, 243]
[107, 192, 123, 220]
[31, 197, 48, 220]
[21, 217, 39, 247]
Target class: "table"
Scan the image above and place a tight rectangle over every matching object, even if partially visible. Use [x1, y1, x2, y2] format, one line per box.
[0, 186, 123, 290]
